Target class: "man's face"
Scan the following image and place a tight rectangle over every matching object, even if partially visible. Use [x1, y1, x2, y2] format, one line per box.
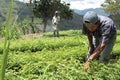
[85, 23, 98, 32]
[55, 13, 59, 16]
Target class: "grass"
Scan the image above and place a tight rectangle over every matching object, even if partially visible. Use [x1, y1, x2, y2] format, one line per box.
[0, 30, 120, 80]
[0, 0, 13, 80]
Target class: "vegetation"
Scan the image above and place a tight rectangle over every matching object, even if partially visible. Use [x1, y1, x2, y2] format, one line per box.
[0, 0, 14, 80]
[0, 0, 120, 80]
[0, 0, 74, 36]
[0, 0, 37, 36]
[0, 0, 30, 22]
[101, 0, 120, 28]
[0, 30, 120, 80]
[33, 0, 73, 32]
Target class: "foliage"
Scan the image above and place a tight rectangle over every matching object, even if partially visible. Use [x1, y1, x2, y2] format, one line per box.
[33, 0, 73, 19]
[1, 0, 13, 80]
[101, 0, 120, 28]
[0, 30, 85, 53]
[0, 30, 120, 80]
[101, 0, 120, 14]
[32, 0, 73, 32]
[0, 0, 37, 37]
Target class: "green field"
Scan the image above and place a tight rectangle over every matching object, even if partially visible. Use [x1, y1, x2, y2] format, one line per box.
[0, 30, 120, 80]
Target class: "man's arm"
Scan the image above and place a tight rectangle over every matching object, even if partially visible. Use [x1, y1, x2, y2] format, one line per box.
[87, 35, 94, 54]
[88, 42, 106, 60]
[84, 42, 106, 72]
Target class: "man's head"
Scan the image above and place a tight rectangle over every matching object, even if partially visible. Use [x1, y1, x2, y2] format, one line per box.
[83, 11, 99, 31]
[55, 11, 60, 15]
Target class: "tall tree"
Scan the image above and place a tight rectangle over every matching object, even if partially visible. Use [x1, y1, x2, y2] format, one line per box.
[32, 0, 73, 32]
[101, 0, 120, 28]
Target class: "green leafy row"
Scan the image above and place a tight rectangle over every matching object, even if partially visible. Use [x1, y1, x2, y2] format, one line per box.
[0, 30, 87, 53]
[0, 30, 120, 80]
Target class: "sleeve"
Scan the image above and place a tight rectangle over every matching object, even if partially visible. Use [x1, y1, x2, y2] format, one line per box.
[52, 17, 55, 24]
[100, 23, 112, 44]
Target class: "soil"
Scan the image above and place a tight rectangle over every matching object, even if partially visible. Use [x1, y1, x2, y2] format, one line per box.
[22, 33, 43, 39]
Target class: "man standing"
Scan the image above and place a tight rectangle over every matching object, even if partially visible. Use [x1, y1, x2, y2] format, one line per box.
[82, 11, 117, 71]
[52, 11, 60, 37]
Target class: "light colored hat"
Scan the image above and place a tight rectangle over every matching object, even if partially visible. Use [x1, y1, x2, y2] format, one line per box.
[83, 11, 98, 24]
[55, 11, 59, 14]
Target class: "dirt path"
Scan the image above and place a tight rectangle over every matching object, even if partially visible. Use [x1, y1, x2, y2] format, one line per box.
[0, 33, 43, 41]
[22, 33, 43, 39]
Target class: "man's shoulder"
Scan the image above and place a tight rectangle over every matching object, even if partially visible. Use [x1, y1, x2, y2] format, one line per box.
[53, 16, 55, 18]
[98, 15, 116, 28]
[99, 15, 114, 23]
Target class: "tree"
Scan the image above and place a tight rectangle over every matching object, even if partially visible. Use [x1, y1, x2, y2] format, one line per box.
[32, 0, 73, 32]
[101, 0, 120, 28]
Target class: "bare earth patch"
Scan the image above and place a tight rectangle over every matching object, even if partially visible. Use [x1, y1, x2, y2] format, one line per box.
[0, 33, 43, 41]
[22, 33, 43, 39]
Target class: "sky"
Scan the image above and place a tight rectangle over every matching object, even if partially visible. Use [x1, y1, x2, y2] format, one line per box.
[19, 0, 105, 10]
[61, 0, 105, 10]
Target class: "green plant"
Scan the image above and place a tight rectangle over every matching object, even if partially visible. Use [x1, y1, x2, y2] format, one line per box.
[1, 0, 13, 80]
[0, 30, 120, 79]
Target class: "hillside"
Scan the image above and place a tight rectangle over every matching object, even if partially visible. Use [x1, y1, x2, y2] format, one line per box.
[74, 8, 109, 16]
[60, 13, 83, 30]
[0, 0, 32, 22]
[0, 0, 10, 21]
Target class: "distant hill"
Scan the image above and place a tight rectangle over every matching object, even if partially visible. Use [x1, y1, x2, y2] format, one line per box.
[74, 8, 109, 16]
[59, 13, 83, 30]
[0, 0, 10, 22]
[0, 0, 33, 22]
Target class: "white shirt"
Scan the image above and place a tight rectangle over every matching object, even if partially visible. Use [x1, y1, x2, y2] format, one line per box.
[52, 15, 60, 25]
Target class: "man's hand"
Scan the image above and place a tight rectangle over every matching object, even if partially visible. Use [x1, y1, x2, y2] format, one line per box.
[53, 22, 56, 25]
[84, 61, 90, 72]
